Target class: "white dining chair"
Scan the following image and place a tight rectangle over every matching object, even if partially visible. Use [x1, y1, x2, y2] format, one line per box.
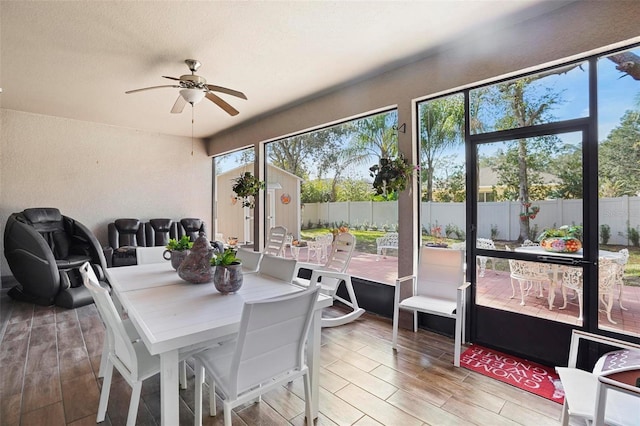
[556, 330, 640, 426]
[504, 246, 550, 307]
[392, 246, 470, 367]
[263, 225, 287, 256]
[257, 254, 298, 282]
[80, 262, 194, 426]
[235, 247, 262, 273]
[476, 237, 496, 277]
[192, 284, 321, 426]
[295, 232, 364, 327]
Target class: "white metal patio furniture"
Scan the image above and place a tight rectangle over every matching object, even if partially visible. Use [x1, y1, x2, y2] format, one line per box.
[558, 258, 620, 324]
[307, 233, 333, 263]
[192, 284, 321, 426]
[392, 246, 470, 367]
[476, 237, 496, 277]
[504, 246, 550, 307]
[263, 225, 287, 256]
[556, 330, 640, 426]
[615, 248, 629, 311]
[296, 232, 364, 327]
[376, 232, 398, 260]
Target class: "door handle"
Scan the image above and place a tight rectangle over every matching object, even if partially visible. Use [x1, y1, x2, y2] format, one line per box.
[536, 255, 596, 266]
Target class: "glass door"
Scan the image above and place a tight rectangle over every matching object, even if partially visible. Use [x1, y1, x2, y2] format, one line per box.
[470, 124, 597, 365]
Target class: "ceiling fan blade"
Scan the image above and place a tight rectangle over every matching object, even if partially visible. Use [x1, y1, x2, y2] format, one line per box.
[206, 85, 247, 100]
[170, 95, 187, 114]
[205, 93, 239, 116]
[162, 76, 181, 81]
[125, 85, 180, 94]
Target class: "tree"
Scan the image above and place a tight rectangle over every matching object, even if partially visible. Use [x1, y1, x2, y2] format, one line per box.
[418, 95, 464, 201]
[487, 77, 563, 241]
[432, 161, 466, 202]
[549, 143, 583, 199]
[599, 109, 640, 196]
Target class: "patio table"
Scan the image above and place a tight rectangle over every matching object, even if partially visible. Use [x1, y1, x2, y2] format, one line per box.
[514, 246, 623, 313]
[106, 262, 332, 426]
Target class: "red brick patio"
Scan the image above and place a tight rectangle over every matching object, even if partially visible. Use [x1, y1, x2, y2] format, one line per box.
[290, 247, 640, 337]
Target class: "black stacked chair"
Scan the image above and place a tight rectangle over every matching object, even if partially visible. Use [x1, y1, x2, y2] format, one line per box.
[107, 218, 145, 267]
[179, 218, 207, 242]
[145, 219, 178, 247]
[4, 207, 108, 308]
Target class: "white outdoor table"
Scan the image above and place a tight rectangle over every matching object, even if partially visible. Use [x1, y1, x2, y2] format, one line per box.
[106, 262, 332, 426]
[514, 246, 623, 310]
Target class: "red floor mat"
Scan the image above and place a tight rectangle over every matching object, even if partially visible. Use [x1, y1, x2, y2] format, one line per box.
[460, 344, 564, 404]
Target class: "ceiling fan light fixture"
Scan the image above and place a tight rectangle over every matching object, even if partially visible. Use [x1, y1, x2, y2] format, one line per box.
[179, 88, 206, 105]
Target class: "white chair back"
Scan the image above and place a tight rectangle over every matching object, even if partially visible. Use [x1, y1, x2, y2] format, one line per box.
[230, 285, 320, 397]
[264, 225, 287, 256]
[80, 263, 140, 378]
[323, 232, 356, 273]
[236, 247, 263, 273]
[416, 246, 465, 301]
[258, 254, 298, 282]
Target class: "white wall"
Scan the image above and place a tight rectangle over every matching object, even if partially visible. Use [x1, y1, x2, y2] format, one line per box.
[0, 109, 212, 276]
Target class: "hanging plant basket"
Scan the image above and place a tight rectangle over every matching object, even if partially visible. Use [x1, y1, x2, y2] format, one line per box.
[369, 154, 414, 198]
[232, 172, 265, 209]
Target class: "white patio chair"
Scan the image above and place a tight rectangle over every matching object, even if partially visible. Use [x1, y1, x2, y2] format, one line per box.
[192, 284, 321, 426]
[263, 225, 287, 256]
[307, 233, 333, 263]
[521, 239, 540, 247]
[504, 246, 550, 307]
[615, 248, 629, 311]
[556, 330, 640, 426]
[558, 260, 620, 323]
[257, 254, 298, 282]
[235, 247, 262, 273]
[392, 246, 470, 367]
[296, 232, 363, 327]
[476, 237, 496, 277]
[79, 262, 193, 426]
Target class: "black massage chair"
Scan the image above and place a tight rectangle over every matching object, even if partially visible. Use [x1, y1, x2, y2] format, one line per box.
[4, 208, 109, 308]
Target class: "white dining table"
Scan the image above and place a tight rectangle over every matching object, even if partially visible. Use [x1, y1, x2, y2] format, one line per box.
[106, 262, 332, 426]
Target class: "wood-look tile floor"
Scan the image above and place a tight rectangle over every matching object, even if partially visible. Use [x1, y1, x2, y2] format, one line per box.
[0, 290, 579, 426]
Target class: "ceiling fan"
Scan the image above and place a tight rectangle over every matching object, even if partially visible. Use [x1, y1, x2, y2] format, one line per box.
[125, 59, 247, 116]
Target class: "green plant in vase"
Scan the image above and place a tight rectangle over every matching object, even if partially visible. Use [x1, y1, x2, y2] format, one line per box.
[211, 248, 243, 294]
[163, 235, 194, 270]
[232, 172, 265, 209]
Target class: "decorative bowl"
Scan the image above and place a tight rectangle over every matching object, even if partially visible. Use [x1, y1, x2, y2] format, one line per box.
[540, 237, 582, 253]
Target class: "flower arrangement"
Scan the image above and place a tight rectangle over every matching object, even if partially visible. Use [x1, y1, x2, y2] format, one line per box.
[232, 172, 265, 209]
[369, 154, 415, 198]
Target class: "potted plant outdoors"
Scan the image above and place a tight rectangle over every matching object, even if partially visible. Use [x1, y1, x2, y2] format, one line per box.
[232, 172, 265, 209]
[536, 225, 583, 253]
[369, 154, 415, 199]
[211, 248, 243, 294]
[163, 235, 194, 270]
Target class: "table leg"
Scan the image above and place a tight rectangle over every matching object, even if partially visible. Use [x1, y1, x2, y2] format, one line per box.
[307, 309, 321, 420]
[160, 350, 180, 426]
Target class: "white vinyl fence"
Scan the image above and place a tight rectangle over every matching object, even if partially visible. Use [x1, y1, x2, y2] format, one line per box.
[301, 196, 640, 245]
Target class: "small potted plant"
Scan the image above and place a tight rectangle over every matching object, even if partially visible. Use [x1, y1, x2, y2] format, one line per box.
[536, 225, 583, 253]
[163, 235, 194, 270]
[211, 248, 243, 294]
[232, 172, 265, 209]
[369, 154, 414, 198]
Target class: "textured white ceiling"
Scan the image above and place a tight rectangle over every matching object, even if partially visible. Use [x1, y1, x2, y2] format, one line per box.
[1, 1, 560, 138]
